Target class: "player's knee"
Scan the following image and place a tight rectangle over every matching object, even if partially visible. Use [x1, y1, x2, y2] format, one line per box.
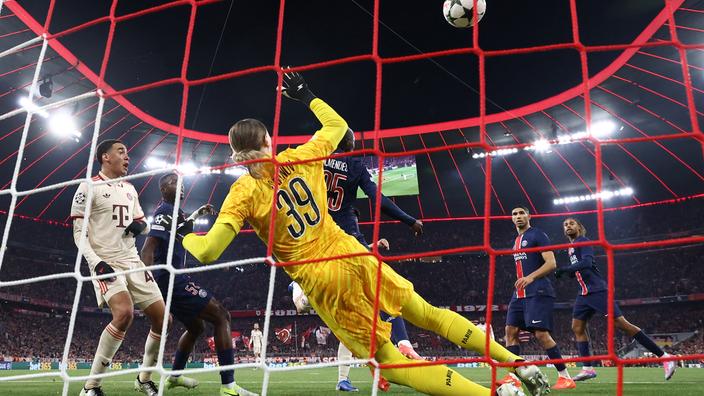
[534, 330, 553, 345]
[505, 326, 519, 340]
[217, 302, 231, 324]
[571, 321, 585, 335]
[112, 307, 134, 330]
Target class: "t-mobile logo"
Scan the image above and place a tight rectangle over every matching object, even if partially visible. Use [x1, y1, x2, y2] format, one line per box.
[112, 204, 130, 228]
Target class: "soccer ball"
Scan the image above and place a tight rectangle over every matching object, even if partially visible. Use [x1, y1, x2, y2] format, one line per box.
[443, 0, 486, 28]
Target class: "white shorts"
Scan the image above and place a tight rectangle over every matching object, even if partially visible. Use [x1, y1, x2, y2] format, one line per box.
[92, 259, 162, 310]
[252, 344, 262, 355]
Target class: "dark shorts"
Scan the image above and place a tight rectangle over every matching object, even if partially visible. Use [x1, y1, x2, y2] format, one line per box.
[572, 291, 623, 321]
[506, 295, 555, 332]
[156, 274, 212, 325]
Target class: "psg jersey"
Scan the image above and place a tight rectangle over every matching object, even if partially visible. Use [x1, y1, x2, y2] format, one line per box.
[511, 227, 556, 299]
[568, 236, 606, 295]
[148, 201, 186, 278]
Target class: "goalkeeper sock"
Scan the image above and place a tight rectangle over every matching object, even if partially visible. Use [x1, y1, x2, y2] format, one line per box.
[401, 292, 521, 363]
[337, 342, 353, 381]
[376, 341, 491, 395]
[85, 323, 124, 389]
[138, 330, 161, 382]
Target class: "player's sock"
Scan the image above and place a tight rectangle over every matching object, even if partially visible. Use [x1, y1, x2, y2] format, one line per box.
[633, 331, 664, 357]
[171, 348, 190, 376]
[376, 341, 491, 395]
[576, 341, 593, 369]
[217, 348, 235, 385]
[85, 323, 125, 389]
[138, 330, 161, 382]
[401, 292, 520, 363]
[507, 344, 521, 356]
[338, 342, 353, 381]
[545, 345, 569, 376]
[380, 312, 411, 345]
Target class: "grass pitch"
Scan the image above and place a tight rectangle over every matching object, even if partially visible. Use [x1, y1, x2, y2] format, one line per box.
[0, 367, 701, 395]
[358, 165, 419, 198]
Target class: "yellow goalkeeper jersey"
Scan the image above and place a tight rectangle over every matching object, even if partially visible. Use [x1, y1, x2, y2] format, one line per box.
[214, 98, 349, 263]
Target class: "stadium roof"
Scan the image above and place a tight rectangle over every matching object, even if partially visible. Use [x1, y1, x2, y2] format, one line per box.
[0, 0, 702, 225]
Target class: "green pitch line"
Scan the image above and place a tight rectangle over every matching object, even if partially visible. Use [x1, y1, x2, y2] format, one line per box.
[1, 367, 700, 395]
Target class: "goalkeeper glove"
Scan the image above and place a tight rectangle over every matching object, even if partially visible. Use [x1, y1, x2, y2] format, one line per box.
[124, 220, 147, 237]
[281, 69, 317, 105]
[94, 261, 116, 283]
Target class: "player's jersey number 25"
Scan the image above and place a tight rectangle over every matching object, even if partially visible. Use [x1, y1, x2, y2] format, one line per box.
[323, 170, 347, 211]
[276, 177, 321, 239]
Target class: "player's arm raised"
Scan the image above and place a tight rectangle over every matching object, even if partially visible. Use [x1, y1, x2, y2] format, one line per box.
[281, 69, 348, 159]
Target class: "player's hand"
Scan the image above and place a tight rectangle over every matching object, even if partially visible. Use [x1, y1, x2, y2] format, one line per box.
[190, 204, 217, 219]
[94, 261, 116, 283]
[124, 220, 147, 237]
[514, 276, 534, 290]
[281, 68, 316, 105]
[157, 214, 193, 240]
[377, 238, 390, 250]
[411, 220, 423, 236]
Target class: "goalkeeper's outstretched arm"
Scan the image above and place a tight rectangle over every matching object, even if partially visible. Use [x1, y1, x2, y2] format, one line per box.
[182, 223, 237, 265]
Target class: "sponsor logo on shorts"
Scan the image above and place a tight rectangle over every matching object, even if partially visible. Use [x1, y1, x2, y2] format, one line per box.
[199, 289, 208, 298]
[461, 328, 473, 344]
[531, 320, 542, 324]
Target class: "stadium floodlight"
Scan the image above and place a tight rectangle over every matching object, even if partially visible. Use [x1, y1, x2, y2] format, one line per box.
[553, 187, 635, 205]
[177, 162, 198, 176]
[225, 166, 246, 177]
[145, 157, 167, 169]
[531, 139, 552, 153]
[589, 120, 617, 138]
[471, 148, 518, 159]
[18, 97, 49, 118]
[49, 112, 81, 140]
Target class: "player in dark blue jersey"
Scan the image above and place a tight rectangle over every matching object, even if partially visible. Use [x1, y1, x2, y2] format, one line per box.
[323, 129, 423, 245]
[140, 173, 256, 396]
[501, 206, 576, 390]
[559, 217, 676, 381]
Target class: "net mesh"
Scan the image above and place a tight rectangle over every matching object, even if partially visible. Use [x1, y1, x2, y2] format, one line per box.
[0, 0, 703, 395]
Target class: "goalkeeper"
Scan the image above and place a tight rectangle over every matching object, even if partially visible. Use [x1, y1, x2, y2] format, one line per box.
[182, 70, 550, 396]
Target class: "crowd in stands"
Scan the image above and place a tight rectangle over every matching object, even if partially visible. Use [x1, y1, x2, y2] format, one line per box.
[0, 199, 702, 362]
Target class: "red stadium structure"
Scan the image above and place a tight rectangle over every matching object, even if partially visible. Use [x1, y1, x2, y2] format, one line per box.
[0, 0, 703, 395]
